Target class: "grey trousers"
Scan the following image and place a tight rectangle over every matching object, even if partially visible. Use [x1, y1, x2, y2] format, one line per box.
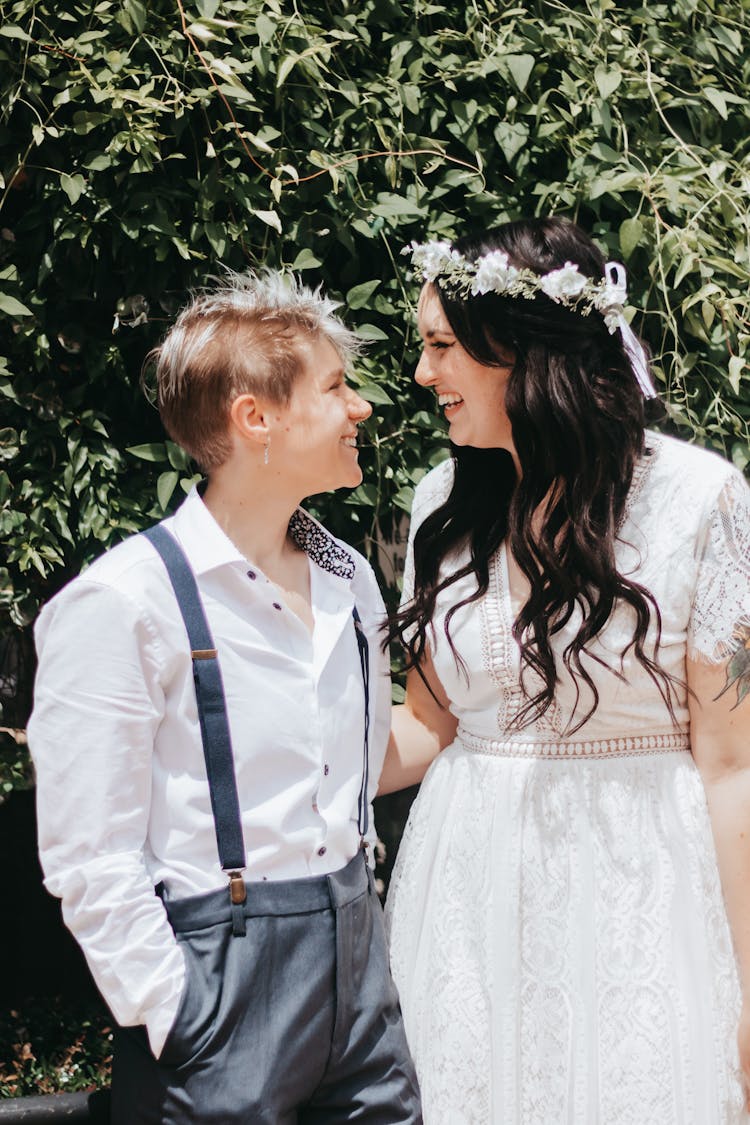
[111, 850, 422, 1124]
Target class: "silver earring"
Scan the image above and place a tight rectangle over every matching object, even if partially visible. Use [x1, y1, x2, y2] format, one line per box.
[263, 440, 270, 466]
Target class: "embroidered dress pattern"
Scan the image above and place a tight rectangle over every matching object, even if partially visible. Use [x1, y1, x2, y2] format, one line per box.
[481, 545, 566, 740]
[386, 433, 750, 1125]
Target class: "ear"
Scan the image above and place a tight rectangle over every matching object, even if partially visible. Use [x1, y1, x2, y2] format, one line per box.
[228, 393, 269, 451]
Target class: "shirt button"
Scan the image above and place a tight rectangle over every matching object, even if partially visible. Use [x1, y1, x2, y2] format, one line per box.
[318, 846, 327, 856]
[323, 764, 329, 776]
[247, 570, 256, 580]
[272, 602, 282, 611]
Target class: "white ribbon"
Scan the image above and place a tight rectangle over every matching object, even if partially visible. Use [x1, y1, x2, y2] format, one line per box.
[604, 262, 658, 400]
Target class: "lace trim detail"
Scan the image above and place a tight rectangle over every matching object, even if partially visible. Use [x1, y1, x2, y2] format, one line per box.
[617, 433, 661, 533]
[458, 729, 690, 759]
[481, 547, 566, 736]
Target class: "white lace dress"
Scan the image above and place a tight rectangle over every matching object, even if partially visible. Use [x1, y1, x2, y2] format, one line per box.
[386, 432, 750, 1125]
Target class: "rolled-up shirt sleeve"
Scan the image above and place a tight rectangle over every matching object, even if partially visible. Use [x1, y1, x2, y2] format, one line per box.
[28, 579, 185, 1057]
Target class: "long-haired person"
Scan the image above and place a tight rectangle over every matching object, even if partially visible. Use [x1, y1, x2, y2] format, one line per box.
[382, 218, 750, 1123]
[29, 272, 422, 1124]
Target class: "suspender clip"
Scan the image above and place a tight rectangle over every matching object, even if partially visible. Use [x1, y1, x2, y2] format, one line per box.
[192, 648, 218, 660]
[228, 870, 247, 905]
[227, 870, 247, 937]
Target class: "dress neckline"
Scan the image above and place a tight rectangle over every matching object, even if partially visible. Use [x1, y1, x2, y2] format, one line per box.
[485, 431, 664, 732]
[617, 430, 662, 536]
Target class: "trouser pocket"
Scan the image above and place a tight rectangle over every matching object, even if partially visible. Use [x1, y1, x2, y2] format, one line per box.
[158, 922, 227, 1069]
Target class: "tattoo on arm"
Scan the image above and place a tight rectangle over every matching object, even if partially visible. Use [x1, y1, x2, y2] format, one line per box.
[714, 623, 750, 710]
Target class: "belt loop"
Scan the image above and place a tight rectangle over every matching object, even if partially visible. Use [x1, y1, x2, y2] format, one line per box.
[228, 870, 247, 937]
[231, 901, 246, 936]
[361, 843, 373, 893]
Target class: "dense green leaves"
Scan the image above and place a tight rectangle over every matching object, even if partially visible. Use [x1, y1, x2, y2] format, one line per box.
[0, 0, 749, 731]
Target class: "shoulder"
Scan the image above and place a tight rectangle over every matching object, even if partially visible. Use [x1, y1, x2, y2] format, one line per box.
[63, 529, 172, 603]
[35, 531, 171, 642]
[410, 455, 455, 530]
[647, 427, 742, 486]
[644, 431, 747, 513]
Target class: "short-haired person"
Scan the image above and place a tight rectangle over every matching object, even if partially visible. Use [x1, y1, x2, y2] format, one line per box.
[29, 272, 422, 1124]
[381, 218, 750, 1122]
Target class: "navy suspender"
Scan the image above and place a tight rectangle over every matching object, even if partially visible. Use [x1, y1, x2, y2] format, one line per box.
[143, 525, 246, 872]
[352, 607, 370, 842]
[144, 524, 372, 933]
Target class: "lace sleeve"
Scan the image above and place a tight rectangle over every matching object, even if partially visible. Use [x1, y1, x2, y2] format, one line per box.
[398, 457, 455, 617]
[399, 517, 416, 613]
[688, 468, 750, 663]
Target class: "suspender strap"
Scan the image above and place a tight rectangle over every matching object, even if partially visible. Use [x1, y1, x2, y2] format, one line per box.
[143, 525, 246, 877]
[144, 522, 372, 924]
[352, 606, 370, 842]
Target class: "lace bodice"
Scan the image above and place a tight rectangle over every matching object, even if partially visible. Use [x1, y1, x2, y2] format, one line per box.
[401, 432, 750, 755]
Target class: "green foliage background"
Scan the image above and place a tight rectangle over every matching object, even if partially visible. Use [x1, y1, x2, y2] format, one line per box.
[1, 0, 749, 741]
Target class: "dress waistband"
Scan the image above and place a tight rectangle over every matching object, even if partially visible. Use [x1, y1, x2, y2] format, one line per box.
[458, 729, 691, 760]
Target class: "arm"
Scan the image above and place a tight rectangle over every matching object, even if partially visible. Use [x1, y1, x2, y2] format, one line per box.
[378, 647, 458, 795]
[689, 639, 750, 1107]
[28, 578, 185, 1056]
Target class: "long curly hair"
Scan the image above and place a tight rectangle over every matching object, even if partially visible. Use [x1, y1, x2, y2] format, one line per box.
[389, 217, 679, 734]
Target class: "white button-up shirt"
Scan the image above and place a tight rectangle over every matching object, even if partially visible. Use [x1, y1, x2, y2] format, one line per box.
[28, 488, 391, 1055]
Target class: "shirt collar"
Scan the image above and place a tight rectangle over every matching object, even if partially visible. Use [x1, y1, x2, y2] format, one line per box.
[168, 487, 356, 582]
[288, 509, 356, 581]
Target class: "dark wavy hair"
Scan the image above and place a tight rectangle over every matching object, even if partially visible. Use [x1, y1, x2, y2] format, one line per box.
[390, 216, 679, 734]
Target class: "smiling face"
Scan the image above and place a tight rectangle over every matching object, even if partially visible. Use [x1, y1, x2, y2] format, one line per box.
[268, 334, 372, 496]
[415, 284, 516, 454]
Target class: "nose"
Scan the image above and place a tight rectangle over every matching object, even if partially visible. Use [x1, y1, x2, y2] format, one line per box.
[414, 348, 435, 387]
[348, 387, 372, 422]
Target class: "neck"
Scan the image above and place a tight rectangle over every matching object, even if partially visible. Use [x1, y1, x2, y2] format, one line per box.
[202, 460, 302, 572]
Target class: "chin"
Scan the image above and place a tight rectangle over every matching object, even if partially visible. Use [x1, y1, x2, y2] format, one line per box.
[453, 430, 508, 451]
[323, 470, 362, 493]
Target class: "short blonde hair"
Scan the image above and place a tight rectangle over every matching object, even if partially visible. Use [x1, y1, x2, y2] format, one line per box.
[145, 270, 361, 470]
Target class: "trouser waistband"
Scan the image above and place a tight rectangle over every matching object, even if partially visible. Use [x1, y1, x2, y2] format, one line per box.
[161, 849, 371, 933]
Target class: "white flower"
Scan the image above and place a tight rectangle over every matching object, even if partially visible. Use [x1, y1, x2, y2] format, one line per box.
[595, 261, 627, 332]
[409, 240, 457, 282]
[595, 282, 627, 334]
[470, 250, 519, 295]
[598, 280, 627, 308]
[602, 308, 622, 334]
[539, 261, 588, 303]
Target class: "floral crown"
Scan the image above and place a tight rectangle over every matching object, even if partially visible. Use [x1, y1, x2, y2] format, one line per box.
[403, 239, 657, 398]
[404, 240, 628, 332]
